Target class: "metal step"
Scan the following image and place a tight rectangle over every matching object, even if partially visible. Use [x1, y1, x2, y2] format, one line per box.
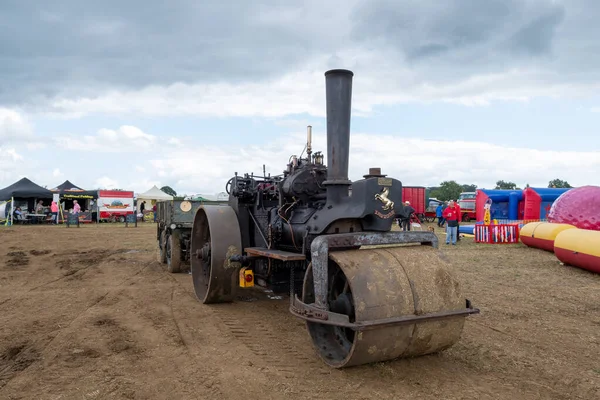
[244, 247, 306, 261]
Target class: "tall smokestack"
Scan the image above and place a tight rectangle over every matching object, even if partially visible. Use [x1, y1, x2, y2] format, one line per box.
[323, 69, 353, 204]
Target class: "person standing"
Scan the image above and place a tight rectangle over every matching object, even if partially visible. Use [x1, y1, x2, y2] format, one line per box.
[153, 203, 157, 223]
[454, 200, 461, 241]
[436, 203, 444, 227]
[140, 201, 146, 222]
[442, 200, 459, 245]
[73, 200, 80, 221]
[401, 201, 415, 231]
[51, 201, 58, 224]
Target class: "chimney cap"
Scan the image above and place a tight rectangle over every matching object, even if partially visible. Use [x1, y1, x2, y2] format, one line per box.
[363, 167, 386, 179]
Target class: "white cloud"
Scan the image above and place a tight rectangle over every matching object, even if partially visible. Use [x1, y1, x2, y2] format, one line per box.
[25, 143, 46, 150]
[144, 130, 600, 195]
[1, 127, 597, 196]
[2, 1, 600, 124]
[94, 176, 119, 189]
[0, 147, 23, 163]
[54, 125, 181, 153]
[37, 52, 600, 120]
[0, 108, 35, 142]
[0, 109, 46, 152]
[0, 147, 24, 185]
[129, 178, 164, 194]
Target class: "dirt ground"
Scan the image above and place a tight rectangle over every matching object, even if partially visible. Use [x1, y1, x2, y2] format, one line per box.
[0, 223, 598, 400]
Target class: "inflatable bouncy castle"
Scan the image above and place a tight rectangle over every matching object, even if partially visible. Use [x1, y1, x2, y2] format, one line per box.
[475, 189, 524, 222]
[475, 187, 572, 223]
[523, 187, 571, 220]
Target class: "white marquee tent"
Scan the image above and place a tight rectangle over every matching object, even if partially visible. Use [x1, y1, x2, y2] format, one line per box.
[135, 185, 173, 209]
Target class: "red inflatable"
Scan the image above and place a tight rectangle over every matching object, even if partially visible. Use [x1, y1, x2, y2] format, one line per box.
[547, 185, 600, 231]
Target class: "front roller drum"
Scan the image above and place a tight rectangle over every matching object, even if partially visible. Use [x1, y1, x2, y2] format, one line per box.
[302, 246, 467, 368]
[190, 205, 242, 304]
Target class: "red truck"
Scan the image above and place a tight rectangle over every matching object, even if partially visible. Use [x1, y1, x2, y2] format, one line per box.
[458, 192, 477, 222]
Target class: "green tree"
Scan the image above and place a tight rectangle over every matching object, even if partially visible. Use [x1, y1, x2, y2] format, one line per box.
[548, 179, 572, 188]
[160, 185, 177, 197]
[429, 181, 463, 201]
[461, 184, 477, 192]
[495, 180, 517, 190]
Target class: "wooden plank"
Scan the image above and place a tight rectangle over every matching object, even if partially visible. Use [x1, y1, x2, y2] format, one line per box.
[244, 247, 306, 261]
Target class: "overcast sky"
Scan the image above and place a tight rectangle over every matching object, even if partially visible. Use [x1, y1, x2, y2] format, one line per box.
[1, 0, 599, 196]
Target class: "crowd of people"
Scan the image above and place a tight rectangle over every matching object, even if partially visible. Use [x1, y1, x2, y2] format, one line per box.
[395, 199, 463, 246]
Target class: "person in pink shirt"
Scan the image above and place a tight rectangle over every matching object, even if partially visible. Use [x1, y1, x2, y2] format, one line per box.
[73, 200, 81, 218]
[51, 201, 58, 224]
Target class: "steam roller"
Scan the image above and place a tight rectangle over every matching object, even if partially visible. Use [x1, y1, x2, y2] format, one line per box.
[190, 69, 479, 368]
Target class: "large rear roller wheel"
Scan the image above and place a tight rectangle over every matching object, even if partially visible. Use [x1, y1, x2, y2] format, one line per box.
[302, 245, 466, 368]
[190, 205, 242, 304]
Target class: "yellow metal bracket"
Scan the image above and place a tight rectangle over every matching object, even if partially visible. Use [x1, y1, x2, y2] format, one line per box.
[239, 267, 254, 288]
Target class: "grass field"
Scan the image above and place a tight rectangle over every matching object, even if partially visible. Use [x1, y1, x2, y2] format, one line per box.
[0, 222, 598, 399]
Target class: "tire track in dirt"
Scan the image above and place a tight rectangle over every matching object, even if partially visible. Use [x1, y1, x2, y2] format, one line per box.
[115, 266, 225, 398]
[169, 287, 188, 348]
[160, 269, 356, 398]
[0, 248, 143, 310]
[0, 262, 152, 392]
[217, 313, 322, 372]
[167, 285, 224, 399]
[27, 248, 126, 290]
[212, 302, 366, 399]
[158, 271, 307, 397]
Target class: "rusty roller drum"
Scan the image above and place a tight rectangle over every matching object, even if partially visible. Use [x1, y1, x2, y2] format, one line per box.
[302, 245, 465, 368]
[190, 205, 243, 304]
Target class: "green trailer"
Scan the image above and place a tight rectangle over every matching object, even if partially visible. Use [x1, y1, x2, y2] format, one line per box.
[156, 200, 204, 272]
[156, 199, 228, 272]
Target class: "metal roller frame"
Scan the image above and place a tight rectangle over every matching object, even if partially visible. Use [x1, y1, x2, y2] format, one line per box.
[290, 231, 479, 330]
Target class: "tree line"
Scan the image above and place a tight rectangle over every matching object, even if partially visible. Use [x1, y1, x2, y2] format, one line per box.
[159, 178, 573, 204]
[427, 179, 573, 202]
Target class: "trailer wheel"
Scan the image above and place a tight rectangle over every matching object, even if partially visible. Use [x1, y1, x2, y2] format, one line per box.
[158, 230, 167, 264]
[462, 214, 470, 222]
[167, 230, 182, 273]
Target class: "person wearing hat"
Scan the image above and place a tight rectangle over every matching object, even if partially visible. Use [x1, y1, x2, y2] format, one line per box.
[400, 200, 415, 231]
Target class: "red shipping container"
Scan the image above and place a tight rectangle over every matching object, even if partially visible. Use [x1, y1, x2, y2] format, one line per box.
[402, 186, 426, 217]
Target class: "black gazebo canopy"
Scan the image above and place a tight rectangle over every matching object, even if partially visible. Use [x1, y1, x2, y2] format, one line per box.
[50, 180, 97, 199]
[0, 177, 53, 200]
